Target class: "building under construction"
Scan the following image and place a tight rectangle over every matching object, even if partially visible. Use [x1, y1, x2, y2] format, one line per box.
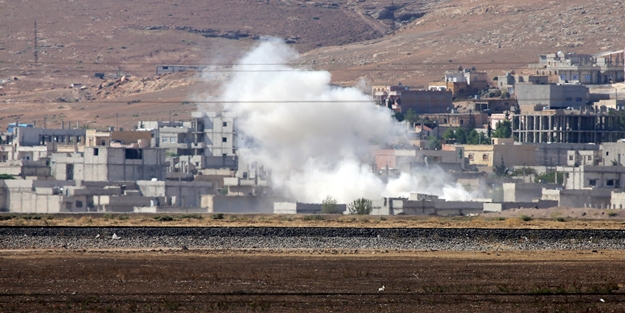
[512, 106, 625, 144]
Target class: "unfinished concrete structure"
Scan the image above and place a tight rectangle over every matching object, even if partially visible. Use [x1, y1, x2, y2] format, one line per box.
[512, 107, 625, 144]
[80, 147, 168, 182]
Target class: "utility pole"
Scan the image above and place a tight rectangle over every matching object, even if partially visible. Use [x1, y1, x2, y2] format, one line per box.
[33, 20, 38, 65]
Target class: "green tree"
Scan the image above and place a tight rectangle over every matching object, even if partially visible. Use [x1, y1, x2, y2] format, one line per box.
[0, 174, 15, 180]
[494, 157, 508, 177]
[455, 128, 467, 144]
[442, 128, 455, 140]
[492, 120, 512, 138]
[348, 198, 373, 215]
[321, 195, 340, 214]
[427, 136, 442, 150]
[404, 108, 419, 123]
[393, 111, 404, 122]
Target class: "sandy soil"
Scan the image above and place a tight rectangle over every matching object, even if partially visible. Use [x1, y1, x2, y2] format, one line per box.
[0, 250, 623, 312]
[1, 212, 625, 229]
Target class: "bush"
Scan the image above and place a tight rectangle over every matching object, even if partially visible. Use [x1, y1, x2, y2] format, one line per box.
[0, 214, 16, 221]
[519, 215, 532, 222]
[608, 211, 618, 217]
[118, 215, 129, 220]
[0, 174, 15, 180]
[181, 214, 203, 220]
[211, 213, 224, 220]
[348, 198, 373, 215]
[321, 195, 340, 214]
[556, 217, 566, 222]
[154, 215, 174, 222]
[303, 215, 324, 221]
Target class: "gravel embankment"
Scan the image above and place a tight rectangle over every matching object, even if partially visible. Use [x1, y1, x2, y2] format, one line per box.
[2, 227, 625, 251]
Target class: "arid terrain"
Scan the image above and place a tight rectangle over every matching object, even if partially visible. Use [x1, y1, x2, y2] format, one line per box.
[1, 0, 625, 129]
[1, 211, 625, 229]
[1, 250, 624, 312]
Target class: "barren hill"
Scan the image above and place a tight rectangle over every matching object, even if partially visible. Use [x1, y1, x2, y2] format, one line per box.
[0, 0, 624, 129]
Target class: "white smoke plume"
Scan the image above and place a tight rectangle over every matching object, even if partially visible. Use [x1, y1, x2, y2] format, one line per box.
[209, 38, 472, 203]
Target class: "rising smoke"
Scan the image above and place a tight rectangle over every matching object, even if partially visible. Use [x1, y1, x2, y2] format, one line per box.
[205, 38, 473, 203]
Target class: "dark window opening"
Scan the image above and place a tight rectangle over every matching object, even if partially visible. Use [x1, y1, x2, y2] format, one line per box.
[589, 179, 597, 186]
[93, 148, 99, 156]
[75, 201, 83, 208]
[125, 149, 143, 160]
[223, 122, 227, 127]
[222, 137, 227, 142]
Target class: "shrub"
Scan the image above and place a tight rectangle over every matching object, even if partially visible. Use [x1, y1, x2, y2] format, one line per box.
[520, 215, 532, 222]
[608, 211, 618, 217]
[321, 195, 340, 214]
[181, 214, 203, 220]
[0, 214, 16, 221]
[556, 217, 566, 222]
[154, 215, 174, 222]
[118, 215, 129, 220]
[303, 215, 324, 221]
[211, 213, 224, 220]
[0, 174, 15, 180]
[348, 198, 373, 215]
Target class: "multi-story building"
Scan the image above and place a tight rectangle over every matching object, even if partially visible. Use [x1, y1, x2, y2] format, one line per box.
[515, 83, 590, 109]
[512, 106, 625, 144]
[428, 67, 489, 98]
[528, 51, 624, 84]
[372, 85, 452, 114]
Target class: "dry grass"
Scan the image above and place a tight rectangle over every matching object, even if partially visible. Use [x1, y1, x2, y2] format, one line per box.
[0, 213, 624, 229]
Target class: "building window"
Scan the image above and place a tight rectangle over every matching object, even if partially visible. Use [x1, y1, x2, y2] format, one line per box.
[75, 201, 83, 208]
[607, 179, 615, 187]
[589, 179, 597, 186]
[575, 97, 582, 102]
[482, 154, 489, 161]
[162, 137, 167, 143]
[573, 75, 578, 80]
[223, 122, 227, 127]
[125, 149, 143, 160]
[566, 97, 572, 101]
[468, 154, 474, 161]
[568, 155, 573, 161]
[607, 152, 610, 156]
[93, 148, 99, 156]
[585, 74, 591, 81]
[222, 137, 227, 143]
[587, 156, 592, 160]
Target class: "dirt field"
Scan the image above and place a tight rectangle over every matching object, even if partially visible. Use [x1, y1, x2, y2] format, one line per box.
[0, 250, 623, 312]
[1, 212, 625, 229]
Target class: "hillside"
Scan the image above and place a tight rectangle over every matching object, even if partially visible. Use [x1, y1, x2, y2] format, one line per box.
[0, 0, 624, 128]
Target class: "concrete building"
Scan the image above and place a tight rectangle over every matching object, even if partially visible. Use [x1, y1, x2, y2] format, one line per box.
[515, 83, 590, 109]
[561, 165, 625, 189]
[512, 106, 625, 144]
[542, 188, 612, 208]
[428, 67, 489, 97]
[371, 195, 484, 216]
[52, 147, 169, 182]
[156, 65, 208, 75]
[496, 73, 549, 94]
[503, 182, 561, 202]
[137, 181, 213, 208]
[420, 111, 489, 128]
[85, 129, 152, 148]
[529, 51, 624, 84]
[372, 85, 453, 114]
[139, 112, 237, 169]
[201, 195, 280, 213]
[600, 142, 625, 166]
[459, 139, 536, 168]
[534, 143, 600, 167]
[374, 148, 467, 173]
